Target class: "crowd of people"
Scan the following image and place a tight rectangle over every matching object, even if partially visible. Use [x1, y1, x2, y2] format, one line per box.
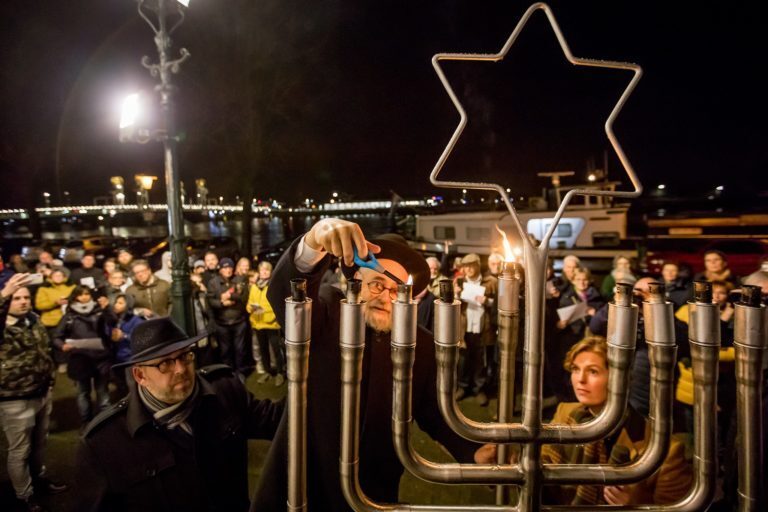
[1, 232, 767, 511]
[0, 246, 286, 511]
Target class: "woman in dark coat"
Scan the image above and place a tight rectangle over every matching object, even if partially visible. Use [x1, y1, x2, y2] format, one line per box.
[53, 285, 111, 426]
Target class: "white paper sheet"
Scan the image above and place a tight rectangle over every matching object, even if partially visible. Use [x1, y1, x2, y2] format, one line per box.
[460, 282, 486, 308]
[65, 338, 104, 350]
[80, 276, 96, 289]
[557, 302, 588, 324]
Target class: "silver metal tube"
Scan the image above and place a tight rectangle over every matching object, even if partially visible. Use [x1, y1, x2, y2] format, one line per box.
[542, 288, 676, 485]
[434, 295, 636, 445]
[540, 290, 638, 444]
[341, 282, 521, 512]
[394, 285, 525, 484]
[542, 298, 719, 512]
[285, 279, 312, 512]
[734, 285, 767, 512]
[542, 341, 675, 485]
[496, 263, 521, 504]
[518, 245, 548, 510]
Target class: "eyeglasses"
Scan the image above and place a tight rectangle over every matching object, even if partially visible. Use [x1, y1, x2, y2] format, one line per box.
[367, 281, 398, 300]
[140, 350, 195, 374]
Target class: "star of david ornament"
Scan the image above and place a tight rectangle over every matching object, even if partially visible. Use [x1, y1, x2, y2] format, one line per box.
[429, 2, 643, 249]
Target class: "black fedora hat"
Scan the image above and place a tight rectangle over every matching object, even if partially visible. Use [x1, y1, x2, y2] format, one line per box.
[369, 233, 430, 295]
[113, 317, 206, 369]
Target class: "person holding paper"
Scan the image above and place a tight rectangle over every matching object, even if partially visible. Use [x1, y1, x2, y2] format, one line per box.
[70, 253, 106, 292]
[52, 286, 111, 427]
[554, 267, 605, 399]
[454, 253, 498, 405]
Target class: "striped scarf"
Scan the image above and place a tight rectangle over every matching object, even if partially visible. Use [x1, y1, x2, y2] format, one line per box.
[138, 379, 200, 436]
[541, 407, 609, 505]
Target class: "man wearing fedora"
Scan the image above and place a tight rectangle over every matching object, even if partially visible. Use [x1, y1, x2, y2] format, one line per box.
[251, 218, 478, 511]
[73, 317, 284, 511]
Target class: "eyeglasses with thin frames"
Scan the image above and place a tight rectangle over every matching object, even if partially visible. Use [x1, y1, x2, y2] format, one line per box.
[139, 350, 195, 374]
[367, 281, 398, 300]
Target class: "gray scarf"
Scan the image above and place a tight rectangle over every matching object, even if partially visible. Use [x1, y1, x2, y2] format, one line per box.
[138, 378, 200, 435]
[70, 300, 97, 315]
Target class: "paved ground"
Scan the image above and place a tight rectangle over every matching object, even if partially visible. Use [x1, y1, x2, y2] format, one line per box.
[1, 369, 500, 510]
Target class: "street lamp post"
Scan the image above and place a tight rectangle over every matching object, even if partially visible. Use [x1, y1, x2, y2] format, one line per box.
[133, 0, 194, 334]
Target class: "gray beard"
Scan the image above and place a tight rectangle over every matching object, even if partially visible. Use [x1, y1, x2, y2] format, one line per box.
[364, 309, 391, 334]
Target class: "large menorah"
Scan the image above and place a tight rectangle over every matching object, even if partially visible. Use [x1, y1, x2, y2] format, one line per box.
[281, 3, 767, 511]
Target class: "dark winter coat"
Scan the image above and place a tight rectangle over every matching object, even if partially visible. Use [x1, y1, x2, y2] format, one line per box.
[251, 238, 478, 512]
[664, 278, 691, 309]
[206, 275, 248, 325]
[74, 365, 284, 512]
[71, 267, 107, 290]
[558, 286, 605, 340]
[52, 305, 110, 380]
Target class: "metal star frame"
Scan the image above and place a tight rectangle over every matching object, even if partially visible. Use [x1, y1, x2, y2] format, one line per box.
[429, 2, 643, 251]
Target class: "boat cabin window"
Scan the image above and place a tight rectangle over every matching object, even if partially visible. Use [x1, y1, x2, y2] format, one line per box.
[543, 223, 572, 238]
[466, 227, 491, 242]
[433, 226, 456, 240]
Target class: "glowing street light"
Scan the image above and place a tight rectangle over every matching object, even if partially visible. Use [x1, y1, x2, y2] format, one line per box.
[657, 184, 666, 190]
[135, 174, 157, 191]
[119, 0, 194, 333]
[120, 93, 140, 129]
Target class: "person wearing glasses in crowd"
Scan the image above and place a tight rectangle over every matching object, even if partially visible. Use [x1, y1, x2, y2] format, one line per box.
[251, 218, 480, 512]
[73, 317, 284, 511]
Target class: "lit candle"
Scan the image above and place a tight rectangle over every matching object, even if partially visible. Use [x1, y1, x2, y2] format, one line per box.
[397, 274, 413, 303]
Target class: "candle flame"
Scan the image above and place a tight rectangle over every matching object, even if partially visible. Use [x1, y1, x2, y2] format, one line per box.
[494, 225, 516, 262]
[407, 274, 413, 285]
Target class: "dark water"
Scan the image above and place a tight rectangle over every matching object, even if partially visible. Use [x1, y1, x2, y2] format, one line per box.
[22, 213, 408, 255]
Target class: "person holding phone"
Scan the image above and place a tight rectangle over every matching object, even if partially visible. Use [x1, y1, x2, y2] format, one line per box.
[1, 273, 68, 511]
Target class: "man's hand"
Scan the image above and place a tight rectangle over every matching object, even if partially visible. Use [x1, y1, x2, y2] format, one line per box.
[137, 308, 153, 318]
[220, 291, 231, 302]
[1, 273, 30, 299]
[603, 485, 631, 505]
[305, 218, 380, 267]
[475, 295, 487, 305]
[97, 296, 109, 309]
[111, 328, 124, 342]
[61, 343, 74, 353]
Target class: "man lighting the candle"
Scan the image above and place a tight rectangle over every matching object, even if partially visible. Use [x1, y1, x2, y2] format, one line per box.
[252, 218, 479, 511]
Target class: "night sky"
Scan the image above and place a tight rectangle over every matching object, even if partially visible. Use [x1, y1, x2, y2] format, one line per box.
[1, 0, 766, 208]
